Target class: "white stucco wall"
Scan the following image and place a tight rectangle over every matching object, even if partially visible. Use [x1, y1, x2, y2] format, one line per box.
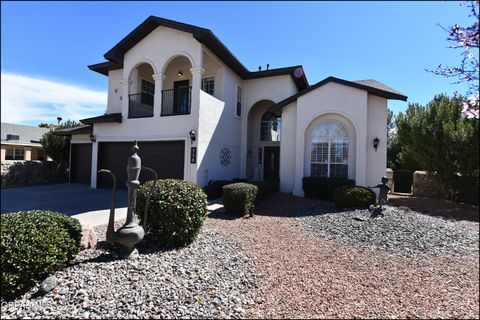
[107, 69, 123, 114]
[366, 95, 388, 187]
[279, 102, 297, 192]
[291, 82, 369, 196]
[240, 75, 299, 177]
[197, 90, 240, 186]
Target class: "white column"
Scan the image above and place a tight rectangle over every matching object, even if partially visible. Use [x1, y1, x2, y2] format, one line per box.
[189, 67, 204, 118]
[152, 73, 166, 116]
[90, 141, 98, 189]
[187, 67, 204, 184]
[120, 79, 132, 118]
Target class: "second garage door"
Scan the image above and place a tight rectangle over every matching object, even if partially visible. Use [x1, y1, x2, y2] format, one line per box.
[97, 141, 185, 189]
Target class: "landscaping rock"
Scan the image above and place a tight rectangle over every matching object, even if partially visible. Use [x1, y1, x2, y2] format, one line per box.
[39, 276, 57, 294]
[2, 227, 259, 319]
[296, 206, 479, 257]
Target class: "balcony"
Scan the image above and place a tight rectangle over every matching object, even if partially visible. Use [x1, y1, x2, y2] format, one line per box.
[161, 86, 191, 116]
[128, 86, 192, 119]
[128, 93, 154, 118]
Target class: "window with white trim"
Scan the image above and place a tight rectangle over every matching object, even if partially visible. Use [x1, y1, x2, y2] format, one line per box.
[236, 86, 242, 117]
[260, 111, 281, 142]
[202, 77, 215, 96]
[310, 120, 349, 178]
[5, 148, 25, 160]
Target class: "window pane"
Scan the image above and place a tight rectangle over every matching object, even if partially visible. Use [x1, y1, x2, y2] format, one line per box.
[236, 101, 241, 117]
[311, 143, 328, 163]
[11, 148, 24, 160]
[311, 163, 328, 177]
[141, 79, 155, 95]
[330, 141, 348, 163]
[202, 77, 215, 95]
[330, 164, 348, 178]
[5, 149, 14, 160]
[260, 112, 281, 141]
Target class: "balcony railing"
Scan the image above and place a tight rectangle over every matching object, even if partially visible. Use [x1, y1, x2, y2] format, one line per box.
[161, 86, 191, 116]
[128, 93, 154, 118]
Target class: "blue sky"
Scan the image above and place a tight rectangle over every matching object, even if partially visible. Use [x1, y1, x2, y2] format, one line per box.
[1, 1, 473, 125]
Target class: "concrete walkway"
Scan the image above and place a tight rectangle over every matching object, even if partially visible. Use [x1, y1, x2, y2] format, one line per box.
[73, 198, 224, 227]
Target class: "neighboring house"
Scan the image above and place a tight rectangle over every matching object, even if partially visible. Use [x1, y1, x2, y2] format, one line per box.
[57, 16, 407, 196]
[1, 123, 50, 162]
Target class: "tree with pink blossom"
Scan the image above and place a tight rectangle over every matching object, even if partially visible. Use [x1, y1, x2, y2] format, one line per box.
[428, 0, 479, 118]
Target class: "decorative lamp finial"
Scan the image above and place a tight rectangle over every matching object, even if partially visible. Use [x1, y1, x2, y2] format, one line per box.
[132, 140, 139, 154]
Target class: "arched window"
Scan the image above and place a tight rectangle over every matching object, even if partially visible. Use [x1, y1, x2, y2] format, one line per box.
[260, 111, 281, 141]
[310, 120, 349, 178]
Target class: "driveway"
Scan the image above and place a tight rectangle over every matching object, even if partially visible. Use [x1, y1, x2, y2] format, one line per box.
[1, 184, 128, 216]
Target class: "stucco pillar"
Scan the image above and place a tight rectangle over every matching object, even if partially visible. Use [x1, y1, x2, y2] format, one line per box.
[1, 145, 6, 161]
[90, 142, 98, 189]
[120, 79, 132, 119]
[152, 73, 166, 116]
[24, 147, 32, 161]
[189, 67, 204, 117]
[186, 67, 204, 184]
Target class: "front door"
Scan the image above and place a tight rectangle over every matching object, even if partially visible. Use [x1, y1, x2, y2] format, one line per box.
[173, 80, 190, 114]
[263, 146, 280, 180]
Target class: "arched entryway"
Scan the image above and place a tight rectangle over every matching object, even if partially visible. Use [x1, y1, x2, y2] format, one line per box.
[246, 100, 281, 181]
[161, 55, 193, 116]
[127, 62, 155, 118]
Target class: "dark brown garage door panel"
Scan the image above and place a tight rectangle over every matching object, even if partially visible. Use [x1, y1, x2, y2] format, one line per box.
[97, 141, 185, 189]
[70, 143, 92, 184]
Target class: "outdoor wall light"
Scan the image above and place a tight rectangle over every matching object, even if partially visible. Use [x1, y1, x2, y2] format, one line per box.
[373, 137, 379, 151]
[178, 70, 183, 77]
[90, 134, 96, 143]
[189, 130, 196, 144]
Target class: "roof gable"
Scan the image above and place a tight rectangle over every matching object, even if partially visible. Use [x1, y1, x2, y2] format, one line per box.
[272, 76, 408, 110]
[89, 16, 308, 90]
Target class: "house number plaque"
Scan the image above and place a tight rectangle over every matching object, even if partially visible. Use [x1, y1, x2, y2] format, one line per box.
[190, 147, 197, 164]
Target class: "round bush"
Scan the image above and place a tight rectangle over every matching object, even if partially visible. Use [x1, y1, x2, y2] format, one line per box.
[333, 186, 377, 209]
[222, 183, 258, 216]
[137, 179, 208, 247]
[1, 210, 82, 300]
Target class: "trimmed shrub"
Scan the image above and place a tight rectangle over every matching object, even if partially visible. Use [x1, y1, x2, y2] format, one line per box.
[137, 179, 208, 247]
[222, 183, 258, 216]
[203, 180, 236, 200]
[333, 186, 377, 209]
[1, 210, 82, 300]
[302, 177, 355, 200]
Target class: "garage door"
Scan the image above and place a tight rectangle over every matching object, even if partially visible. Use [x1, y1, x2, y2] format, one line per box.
[97, 141, 185, 189]
[70, 143, 92, 184]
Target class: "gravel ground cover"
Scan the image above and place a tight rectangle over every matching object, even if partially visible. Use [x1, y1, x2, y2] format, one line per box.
[1, 224, 259, 319]
[206, 194, 480, 319]
[296, 206, 479, 257]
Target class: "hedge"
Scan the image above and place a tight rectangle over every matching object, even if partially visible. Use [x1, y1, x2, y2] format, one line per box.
[1, 210, 81, 300]
[302, 177, 355, 200]
[333, 185, 377, 209]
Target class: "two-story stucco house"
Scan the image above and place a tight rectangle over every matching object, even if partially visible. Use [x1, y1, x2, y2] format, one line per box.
[57, 16, 407, 196]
